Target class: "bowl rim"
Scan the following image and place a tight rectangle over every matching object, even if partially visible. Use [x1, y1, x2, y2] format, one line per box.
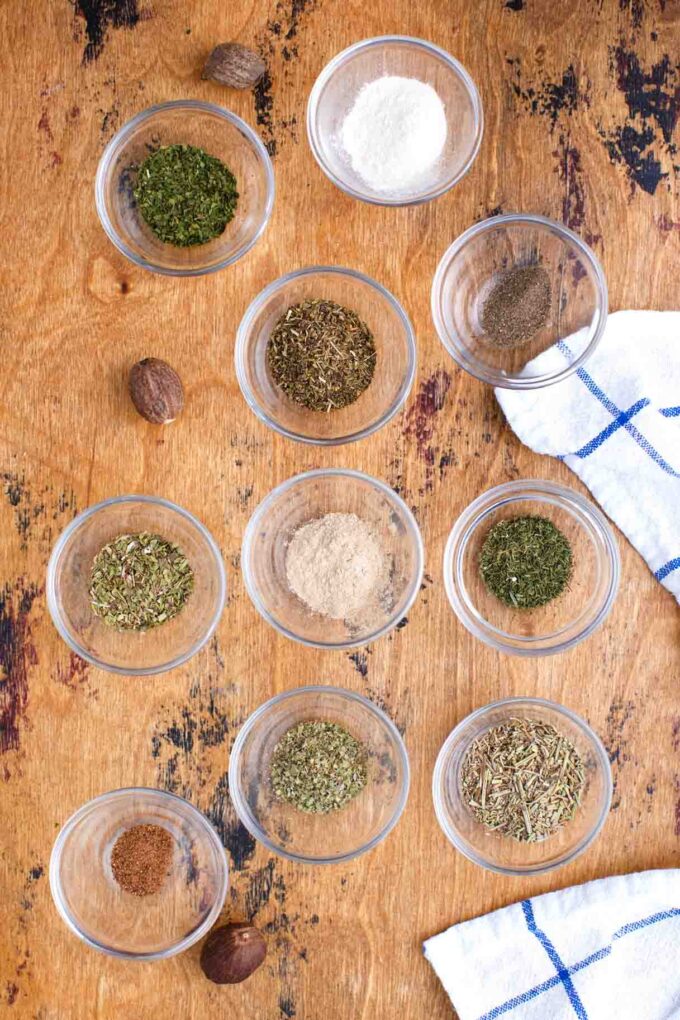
[443, 479, 620, 657]
[432, 696, 613, 876]
[431, 212, 609, 389]
[234, 264, 417, 446]
[241, 467, 425, 648]
[49, 786, 230, 960]
[46, 494, 228, 676]
[228, 684, 411, 864]
[94, 99, 276, 277]
[306, 34, 484, 207]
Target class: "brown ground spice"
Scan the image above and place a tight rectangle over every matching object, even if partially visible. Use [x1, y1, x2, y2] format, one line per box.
[110, 823, 174, 896]
[480, 265, 551, 349]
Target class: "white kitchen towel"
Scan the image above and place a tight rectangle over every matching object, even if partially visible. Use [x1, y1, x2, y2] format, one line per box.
[424, 869, 680, 1020]
[494, 310, 680, 602]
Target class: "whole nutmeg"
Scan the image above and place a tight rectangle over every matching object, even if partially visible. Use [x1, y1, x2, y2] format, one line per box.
[200, 922, 267, 984]
[129, 358, 184, 425]
[202, 42, 266, 89]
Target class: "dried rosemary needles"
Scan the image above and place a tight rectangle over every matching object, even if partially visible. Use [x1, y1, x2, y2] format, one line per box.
[89, 533, 194, 631]
[461, 718, 585, 842]
[267, 298, 376, 412]
[479, 515, 573, 609]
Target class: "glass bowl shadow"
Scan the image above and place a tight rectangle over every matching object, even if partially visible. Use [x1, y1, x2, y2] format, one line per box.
[444, 480, 619, 657]
[235, 266, 416, 445]
[46, 495, 227, 675]
[49, 788, 229, 960]
[307, 35, 483, 206]
[229, 685, 410, 864]
[432, 213, 608, 388]
[433, 697, 612, 875]
[95, 100, 275, 276]
[241, 469, 424, 649]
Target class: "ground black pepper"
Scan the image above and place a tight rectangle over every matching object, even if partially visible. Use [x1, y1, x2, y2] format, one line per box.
[480, 265, 551, 349]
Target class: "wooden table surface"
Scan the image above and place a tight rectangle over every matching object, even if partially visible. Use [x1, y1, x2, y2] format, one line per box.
[2, 0, 679, 1017]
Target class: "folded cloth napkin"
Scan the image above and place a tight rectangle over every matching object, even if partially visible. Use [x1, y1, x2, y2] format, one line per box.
[424, 869, 680, 1020]
[494, 310, 680, 603]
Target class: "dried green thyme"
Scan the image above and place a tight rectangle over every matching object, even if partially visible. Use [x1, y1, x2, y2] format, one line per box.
[270, 720, 368, 814]
[461, 717, 585, 842]
[479, 515, 572, 609]
[267, 299, 376, 412]
[89, 532, 194, 631]
[134, 143, 238, 247]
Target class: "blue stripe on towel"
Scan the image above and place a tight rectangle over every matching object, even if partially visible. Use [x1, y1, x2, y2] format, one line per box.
[521, 900, 588, 1019]
[655, 558, 680, 581]
[556, 341, 679, 478]
[574, 398, 649, 458]
[479, 907, 680, 1020]
[660, 406, 680, 417]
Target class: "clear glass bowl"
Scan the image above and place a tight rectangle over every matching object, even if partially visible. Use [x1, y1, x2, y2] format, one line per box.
[95, 100, 274, 276]
[235, 266, 416, 445]
[229, 685, 409, 864]
[433, 697, 612, 875]
[242, 469, 424, 648]
[307, 36, 483, 206]
[444, 480, 619, 657]
[432, 213, 608, 388]
[49, 788, 229, 959]
[47, 496, 227, 675]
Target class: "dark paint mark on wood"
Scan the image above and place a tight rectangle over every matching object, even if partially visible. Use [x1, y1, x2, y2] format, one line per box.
[6, 983, 18, 1006]
[395, 616, 409, 630]
[348, 651, 368, 678]
[604, 699, 636, 810]
[55, 652, 89, 690]
[206, 772, 257, 870]
[73, 0, 141, 63]
[402, 370, 453, 492]
[253, 68, 276, 157]
[0, 583, 39, 755]
[599, 45, 679, 195]
[554, 134, 586, 230]
[508, 60, 584, 130]
[619, 0, 645, 30]
[504, 0, 524, 9]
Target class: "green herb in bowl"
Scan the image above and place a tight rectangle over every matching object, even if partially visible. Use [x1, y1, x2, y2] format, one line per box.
[134, 143, 238, 247]
[270, 720, 368, 814]
[479, 515, 572, 609]
[89, 532, 194, 630]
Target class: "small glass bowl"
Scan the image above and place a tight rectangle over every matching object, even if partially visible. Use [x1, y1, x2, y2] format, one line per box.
[95, 100, 275, 276]
[235, 266, 416, 445]
[242, 469, 424, 648]
[432, 213, 608, 388]
[433, 697, 612, 875]
[444, 480, 619, 657]
[229, 685, 409, 864]
[49, 788, 229, 959]
[307, 36, 483, 206]
[47, 496, 227, 675]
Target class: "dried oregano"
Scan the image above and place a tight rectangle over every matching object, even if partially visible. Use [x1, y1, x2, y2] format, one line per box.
[270, 720, 368, 814]
[461, 717, 585, 842]
[134, 144, 238, 247]
[89, 532, 194, 630]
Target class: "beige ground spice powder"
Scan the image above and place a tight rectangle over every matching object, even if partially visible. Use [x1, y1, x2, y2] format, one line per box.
[285, 512, 389, 620]
[110, 823, 174, 897]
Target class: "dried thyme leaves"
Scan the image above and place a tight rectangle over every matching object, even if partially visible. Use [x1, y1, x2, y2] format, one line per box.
[267, 299, 377, 412]
[134, 143, 239, 247]
[479, 515, 572, 609]
[461, 718, 585, 842]
[270, 720, 368, 814]
[480, 265, 551, 349]
[89, 532, 194, 631]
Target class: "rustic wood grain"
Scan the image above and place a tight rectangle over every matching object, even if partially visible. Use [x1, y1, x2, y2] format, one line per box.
[1, 0, 679, 1017]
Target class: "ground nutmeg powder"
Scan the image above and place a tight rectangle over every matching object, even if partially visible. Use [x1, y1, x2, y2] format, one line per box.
[110, 823, 174, 897]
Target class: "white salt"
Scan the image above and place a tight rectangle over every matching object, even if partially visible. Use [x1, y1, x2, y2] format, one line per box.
[340, 75, 447, 192]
